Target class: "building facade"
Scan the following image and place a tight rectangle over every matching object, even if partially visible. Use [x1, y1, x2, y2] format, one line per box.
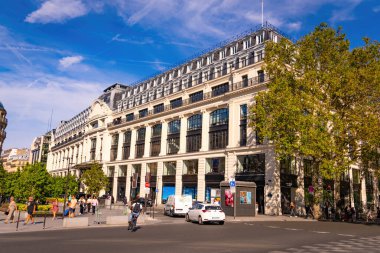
[0, 101, 7, 156]
[46, 24, 379, 215]
[1, 148, 30, 172]
[29, 131, 52, 164]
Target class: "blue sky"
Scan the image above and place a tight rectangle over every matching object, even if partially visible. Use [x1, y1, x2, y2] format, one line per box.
[0, 0, 379, 150]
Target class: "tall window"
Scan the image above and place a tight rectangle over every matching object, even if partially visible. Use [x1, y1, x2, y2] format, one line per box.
[187, 114, 202, 152]
[110, 133, 119, 161]
[150, 124, 162, 157]
[240, 104, 247, 146]
[258, 70, 265, 83]
[206, 158, 225, 174]
[280, 156, 297, 175]
[170, 98, 182, 109]
[209, 108, 229, 149]
[167, 120, 180, 154]
[164, 161, 176, 175]
[122, 131, 131, 160]
[212, 82, 229, 97]
[189, 91, 203, 103]
[90, 138, 96, 160]
[135, 128, 146, 158]
[153, 103, 164, 114]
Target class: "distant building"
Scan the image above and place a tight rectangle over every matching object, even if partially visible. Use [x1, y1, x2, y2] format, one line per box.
[0, 101, 7, 155]
[29, 131, 53, 164]
[1, 148, 30, 172]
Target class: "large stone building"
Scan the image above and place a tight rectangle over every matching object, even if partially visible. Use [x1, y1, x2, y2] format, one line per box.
[29, 131, 52, 164]
[1, 148, 30, 172]
[46, 24, 378, 215]
[0, 101, 7, 155]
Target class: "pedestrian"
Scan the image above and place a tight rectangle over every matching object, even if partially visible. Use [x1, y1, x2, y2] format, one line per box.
[24, 196, 36, 225]
[92, 196, 98, 215]
[377, 206, 380, 219]
[51, 198, 59, 220]
[87, 197, 92, 213]
[69, 195, 77, 218]
[350, 206, 356, 222]
[324, 201, 330, 220]
[290, 202, 296, 217]
[79, 197, 85, 215]
[305, 204, 314, 219]
[4, 196, 17, 224]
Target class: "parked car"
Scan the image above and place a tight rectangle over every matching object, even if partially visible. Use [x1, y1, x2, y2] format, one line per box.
[186, 203, 225, 225]
[136, 197, 153, 207]
[164, 195, 192, 216]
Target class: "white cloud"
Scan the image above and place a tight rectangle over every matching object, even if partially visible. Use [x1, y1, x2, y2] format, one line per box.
[111, 34, 154, 45]
[59, 55, 84, 69]
[25, 0, 89, 24]
[373, 6, 380, 13]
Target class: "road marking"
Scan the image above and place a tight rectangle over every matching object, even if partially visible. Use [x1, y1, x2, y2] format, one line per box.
[337, 234, 355, 237]
[312, 231, 330, 234]
[284, 228, 303, 231]
[267, 226, 280, 228]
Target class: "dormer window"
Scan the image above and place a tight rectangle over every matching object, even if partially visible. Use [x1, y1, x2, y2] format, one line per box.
[207, 55, 213, 65]
[244, 40, 251, 49]
[231, 45, 237, 55]
[220, 50, 226, 59]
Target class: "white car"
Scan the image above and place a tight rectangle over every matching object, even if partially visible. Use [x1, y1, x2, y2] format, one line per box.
[186, 203, 225, 225]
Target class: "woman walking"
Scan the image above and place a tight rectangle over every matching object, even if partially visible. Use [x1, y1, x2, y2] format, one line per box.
[51, 198, 59, 220]
[4, 196, 17, 224]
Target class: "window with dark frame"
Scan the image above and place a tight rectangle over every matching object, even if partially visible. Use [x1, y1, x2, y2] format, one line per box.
[240, 104, 247, 146]
[237, 154, 265, 174]
[150, 124, 162, 157]
[122, 131, 131, 160]
[212, 82, 229, 97]
[126, 113, 134, 122]
[189, 91, 204, 103]
[153, 103, 164, 114]
[209, 108, 228, 150]
[167, 120, 180, 154]
[170, 98, 183, 109]
[186, 114, 202, 152]
[135, 128, 146, 158]
[139, 108, 148, 118]
[110, 133, 119, 161]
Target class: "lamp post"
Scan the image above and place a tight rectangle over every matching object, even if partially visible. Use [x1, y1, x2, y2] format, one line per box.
[62, 157, 73, 219]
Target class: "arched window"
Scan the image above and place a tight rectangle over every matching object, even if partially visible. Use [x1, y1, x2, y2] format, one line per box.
[210, 108, 228, 126]
[187, 114, 202, 131]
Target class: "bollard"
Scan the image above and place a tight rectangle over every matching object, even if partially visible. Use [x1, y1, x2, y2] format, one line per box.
[43, 212, 47, 229]
[16, 211, 21, 231]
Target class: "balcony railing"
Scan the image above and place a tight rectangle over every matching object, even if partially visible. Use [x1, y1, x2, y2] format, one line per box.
[51, 132, 84, 150]
[108, 74, 268, 129]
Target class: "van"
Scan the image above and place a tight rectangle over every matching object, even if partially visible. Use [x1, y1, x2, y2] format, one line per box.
[164, 195, 192, 216]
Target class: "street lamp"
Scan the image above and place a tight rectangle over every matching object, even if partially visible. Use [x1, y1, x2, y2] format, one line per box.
[62, 157, 74, 219]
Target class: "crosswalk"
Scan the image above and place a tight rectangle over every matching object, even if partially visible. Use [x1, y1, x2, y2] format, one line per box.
[269, 236, 380, 253]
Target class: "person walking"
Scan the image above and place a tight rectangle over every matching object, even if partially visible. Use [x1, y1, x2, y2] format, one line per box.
[305, 204, 315, 219]
[69, 195, 77, 218]
[4, 196, 17, 224]
[51, 198, 59, 220]
[79, 197, 85, 215]
[91, 196, 98, 215]
[290, 202, 296, 217]
[86, 197, 92, 213]
[24, 196, 36, 225]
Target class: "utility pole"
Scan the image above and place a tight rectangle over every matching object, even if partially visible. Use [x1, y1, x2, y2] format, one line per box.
[261, 0, 264, 27]
[62, 157, 72, 219]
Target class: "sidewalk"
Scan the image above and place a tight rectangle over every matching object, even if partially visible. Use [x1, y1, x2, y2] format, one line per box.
[0, 207, 159, 234]
[226, 214, 317, 222]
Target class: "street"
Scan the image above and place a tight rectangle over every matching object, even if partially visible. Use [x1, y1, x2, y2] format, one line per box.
[1, 218, 379, 253]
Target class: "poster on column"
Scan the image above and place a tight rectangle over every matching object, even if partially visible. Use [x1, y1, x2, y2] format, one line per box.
[240, 191, 251, 204]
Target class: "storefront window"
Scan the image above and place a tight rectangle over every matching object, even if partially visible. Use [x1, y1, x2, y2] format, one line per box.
[237, 154, 265, 174]
[164, 161, 176, 175]
[206, 158, 225, 174]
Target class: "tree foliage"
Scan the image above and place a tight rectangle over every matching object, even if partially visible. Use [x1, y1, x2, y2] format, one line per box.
[251, 23, 380, 179]
[1, 163, 78, 202]
[81, 163, 108, 196]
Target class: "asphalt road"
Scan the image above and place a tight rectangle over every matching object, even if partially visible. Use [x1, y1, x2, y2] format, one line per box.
[1, 219, 379, 253]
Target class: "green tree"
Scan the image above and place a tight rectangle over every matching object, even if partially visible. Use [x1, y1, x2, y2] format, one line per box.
[251, 23, 380, 217]
[48, 174, 78, 198]
[81, 163, 108, 196]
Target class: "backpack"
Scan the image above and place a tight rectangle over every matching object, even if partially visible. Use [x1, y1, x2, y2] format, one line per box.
[132, 203, 141, 213]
